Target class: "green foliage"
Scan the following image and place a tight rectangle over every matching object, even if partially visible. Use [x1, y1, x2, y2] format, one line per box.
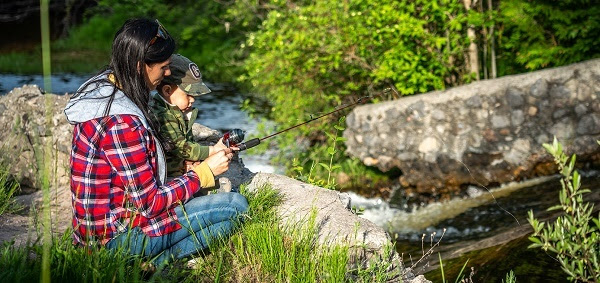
[238, 0, 473, 179]
[83, 0, 265, 81]
[497, 0, 600, 74]
[289, 120, 391, 190]
[350, 241, 401, 282]
[169, 184, 400, 281]
[292, 159, 325, 188]
[292, 116, 346, 190]
[53, 13, 119, 52]
[0, 0, 256, 78]
[241, 0, 470, 96]
[528, 137, 600, 282]
[0, 46, 107, 74]
[225, 208, 349, 282]
[503, 270, 517, 283]
[290, 127, 390, 191]
[0, 51, 42, 74]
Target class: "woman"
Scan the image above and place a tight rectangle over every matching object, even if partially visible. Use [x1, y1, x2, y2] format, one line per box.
[64, 18, 248, 266]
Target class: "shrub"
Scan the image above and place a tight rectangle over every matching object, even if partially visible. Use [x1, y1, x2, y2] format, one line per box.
[527, 138, 599, 282]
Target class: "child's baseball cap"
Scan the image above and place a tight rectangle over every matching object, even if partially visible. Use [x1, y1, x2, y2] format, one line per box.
[161, 54, 211, 96]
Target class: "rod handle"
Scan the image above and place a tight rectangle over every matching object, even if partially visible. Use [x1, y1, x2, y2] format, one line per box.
[237, 138, 261, 151]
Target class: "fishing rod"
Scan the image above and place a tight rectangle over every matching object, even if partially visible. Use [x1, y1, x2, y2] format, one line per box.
[223, 89, 389, 151]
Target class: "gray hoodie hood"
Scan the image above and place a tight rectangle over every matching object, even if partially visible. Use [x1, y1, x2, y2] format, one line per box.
[64, 71, 166, 184]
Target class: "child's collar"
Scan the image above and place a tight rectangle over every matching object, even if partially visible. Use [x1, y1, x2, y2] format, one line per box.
[155, 92, 177, 108]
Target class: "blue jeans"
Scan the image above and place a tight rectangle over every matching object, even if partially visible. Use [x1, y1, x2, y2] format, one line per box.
[106, 192, 248, 266]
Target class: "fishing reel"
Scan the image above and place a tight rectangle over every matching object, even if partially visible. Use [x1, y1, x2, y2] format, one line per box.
[223, 129, 245, 148]
[222, 129, 261, 151]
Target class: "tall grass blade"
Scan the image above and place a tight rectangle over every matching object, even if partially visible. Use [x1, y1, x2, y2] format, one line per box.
[455, 258, 470, 283]
[439, 252, 445, 283]
[39, 1, 53, 281]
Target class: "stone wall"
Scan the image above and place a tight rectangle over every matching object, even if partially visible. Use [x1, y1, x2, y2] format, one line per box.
[344, 59, 600, 196]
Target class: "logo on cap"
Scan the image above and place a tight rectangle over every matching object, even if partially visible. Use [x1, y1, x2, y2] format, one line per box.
[189, 63, 201, 79]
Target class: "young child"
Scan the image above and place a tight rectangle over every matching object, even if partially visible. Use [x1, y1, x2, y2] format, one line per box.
[151, 54, 228, 178]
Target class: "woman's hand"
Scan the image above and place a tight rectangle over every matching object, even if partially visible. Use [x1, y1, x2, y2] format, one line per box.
[203, 147, 234, 176]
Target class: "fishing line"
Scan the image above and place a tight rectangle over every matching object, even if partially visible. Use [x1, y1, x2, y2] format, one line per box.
[229, 85, 519, 226]
[261, 92, 384, 141]
[227, 90, 388, 150]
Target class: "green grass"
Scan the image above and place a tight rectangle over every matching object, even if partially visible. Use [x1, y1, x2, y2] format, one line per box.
[0, 184, 400, 282]
[0, 232, 153, 282]
[438, 253, 471, 283]
[0, 163, 21, 216]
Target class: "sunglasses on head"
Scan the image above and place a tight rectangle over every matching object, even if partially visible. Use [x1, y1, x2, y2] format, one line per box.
[149, 19, 170, 46]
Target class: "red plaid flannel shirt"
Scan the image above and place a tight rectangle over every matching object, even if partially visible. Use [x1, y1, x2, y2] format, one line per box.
[70, 114, 202, 246]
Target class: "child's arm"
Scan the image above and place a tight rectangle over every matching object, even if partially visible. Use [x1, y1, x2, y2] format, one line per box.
[157, 113, 210, 161]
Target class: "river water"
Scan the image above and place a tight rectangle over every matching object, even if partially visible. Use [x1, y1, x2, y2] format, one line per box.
[3, 74, 598, 281]
[352, 173, 600, 281]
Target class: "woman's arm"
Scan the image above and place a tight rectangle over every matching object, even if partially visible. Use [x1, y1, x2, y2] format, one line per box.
[100, 116, 206, 218]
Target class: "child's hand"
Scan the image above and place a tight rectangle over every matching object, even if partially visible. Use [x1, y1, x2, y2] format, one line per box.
[184, 160, 201, 172]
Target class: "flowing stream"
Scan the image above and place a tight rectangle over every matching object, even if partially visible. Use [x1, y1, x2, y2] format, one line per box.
[349, 171, 600, 281]
[3, 74, 599, 281]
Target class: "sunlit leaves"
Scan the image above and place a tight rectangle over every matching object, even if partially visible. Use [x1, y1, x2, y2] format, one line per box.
[238, 0, 474, 174]
[497, 0, 600, 72]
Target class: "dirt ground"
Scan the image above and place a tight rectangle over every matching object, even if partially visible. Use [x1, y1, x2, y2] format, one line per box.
[0, 185, 72, 246]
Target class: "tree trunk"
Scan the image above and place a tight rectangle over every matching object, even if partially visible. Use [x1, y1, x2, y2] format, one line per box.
[480, 0, 488, 79]
[463, 0, 480, 80]
[61, 0, 76, 37]
[488, 0, 497, 78]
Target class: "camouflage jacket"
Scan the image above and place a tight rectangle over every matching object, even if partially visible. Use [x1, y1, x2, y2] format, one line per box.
[151, 94, 209, 177]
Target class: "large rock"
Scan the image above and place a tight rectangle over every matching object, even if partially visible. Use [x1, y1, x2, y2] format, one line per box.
[0, 85, 72, 191]
[246, 173, 409, 281]
[344, 59, 600, 197]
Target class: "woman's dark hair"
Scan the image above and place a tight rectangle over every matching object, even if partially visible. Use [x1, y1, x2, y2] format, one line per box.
[74, 18, 176, 150]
